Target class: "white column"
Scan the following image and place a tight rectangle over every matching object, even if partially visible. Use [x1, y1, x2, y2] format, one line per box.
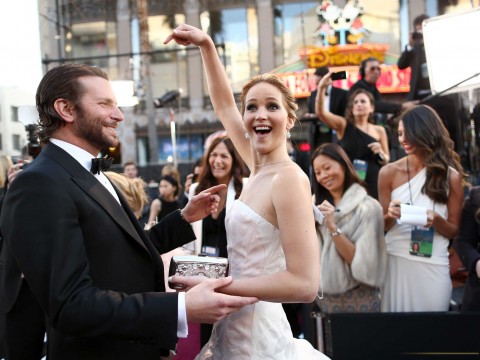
[256, 0, 275, 73]
[184, 0, 204, 117]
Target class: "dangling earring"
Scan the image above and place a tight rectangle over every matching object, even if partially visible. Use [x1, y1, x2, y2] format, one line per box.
[286, 130, 291, 139]
[245, 132, 250, 140]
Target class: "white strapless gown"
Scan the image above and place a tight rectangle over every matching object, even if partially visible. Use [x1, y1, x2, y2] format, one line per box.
[196, 201, 329, 359]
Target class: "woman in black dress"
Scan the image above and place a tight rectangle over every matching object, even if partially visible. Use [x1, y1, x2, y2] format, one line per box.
[316, 72, 390, 199]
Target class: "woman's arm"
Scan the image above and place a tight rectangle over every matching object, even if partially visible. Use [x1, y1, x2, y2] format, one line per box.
[164, 25, 253, 169]
[377, 125, 390, 164]
[428, 169, 463, 239]
[148, 199, 160, 223]
[318, 200, 355, 264]
[378, 163, 398, 231]
[217, 167, 320, 303]
[315, 72, 347, 137]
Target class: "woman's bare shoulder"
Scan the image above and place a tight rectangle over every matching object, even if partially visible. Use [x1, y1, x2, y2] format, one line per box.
[379, 157, 405, 177]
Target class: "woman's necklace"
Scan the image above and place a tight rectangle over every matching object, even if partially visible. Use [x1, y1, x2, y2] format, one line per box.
[255, 160, 291, 167]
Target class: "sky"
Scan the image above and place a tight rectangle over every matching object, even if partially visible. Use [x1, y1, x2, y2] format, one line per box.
[0, 0, 43, 93]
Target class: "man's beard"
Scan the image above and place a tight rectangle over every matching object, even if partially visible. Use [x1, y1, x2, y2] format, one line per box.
[74, 104, 118, 150]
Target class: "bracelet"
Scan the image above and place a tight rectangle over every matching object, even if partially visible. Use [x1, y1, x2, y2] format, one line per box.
[330, 228, 342, 237]
[179, 209, 189, 223]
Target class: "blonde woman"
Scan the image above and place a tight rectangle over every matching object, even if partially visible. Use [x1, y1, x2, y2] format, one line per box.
[165, 25, 327, 359]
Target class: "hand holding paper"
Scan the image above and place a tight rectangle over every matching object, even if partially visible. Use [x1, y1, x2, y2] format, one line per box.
[313, 204, 324, 225]
[397, 204, 427, 227]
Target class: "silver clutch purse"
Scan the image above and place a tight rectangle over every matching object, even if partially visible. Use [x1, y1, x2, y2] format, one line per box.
[168, 255, 230, 289]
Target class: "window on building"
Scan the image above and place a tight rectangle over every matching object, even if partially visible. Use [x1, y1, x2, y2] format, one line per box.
[70, 21, 118, 72]
[273, 1, 318, 68]
[157, 134, 204, 163]
[148, 14, 188, 102]
[198, 6, 258, 94]
[11, 106, 19, 122]
[12, 134, 21, 151]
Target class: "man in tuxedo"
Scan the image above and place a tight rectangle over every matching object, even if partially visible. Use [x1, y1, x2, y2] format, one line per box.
[0, 64, 257, 360]
[305, 66, 348, 147]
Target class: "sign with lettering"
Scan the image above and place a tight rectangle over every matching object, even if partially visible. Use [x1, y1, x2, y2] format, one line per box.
[278, 65, 411, 98]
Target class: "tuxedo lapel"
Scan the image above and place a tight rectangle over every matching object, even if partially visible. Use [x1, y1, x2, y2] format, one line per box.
[43, 143, 148, 252]
[72, 176, 149, 252]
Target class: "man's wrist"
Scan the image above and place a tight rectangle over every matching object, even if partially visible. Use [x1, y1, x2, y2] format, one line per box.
[179, 209, 190, 223]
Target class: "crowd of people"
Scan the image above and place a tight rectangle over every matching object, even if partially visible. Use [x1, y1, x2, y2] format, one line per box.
[0, 19, 479, 360]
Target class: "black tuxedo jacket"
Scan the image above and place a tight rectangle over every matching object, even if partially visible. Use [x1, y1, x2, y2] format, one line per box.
[397, 44, 431, 101]
[454, 187, 480, 312]
[0, 142, 196, 359]
[308, 86, 348, 117]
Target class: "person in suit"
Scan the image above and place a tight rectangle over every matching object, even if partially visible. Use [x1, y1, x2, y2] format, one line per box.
[0, 63, 257, 360]
[397, 14, 431, 101]
[305, 66, 348, 147]
[454, 186, 480, 312]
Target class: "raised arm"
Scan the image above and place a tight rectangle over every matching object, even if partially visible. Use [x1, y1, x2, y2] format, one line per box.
[164, 24, 253, 168]
[315, 71, 347, 137]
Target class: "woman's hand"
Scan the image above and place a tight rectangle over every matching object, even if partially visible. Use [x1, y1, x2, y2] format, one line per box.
[426, 209, 436, 228]
[368, 141, 387, 164]
[367, 141, 382, 156]
[387, 200, 401, 220]
[7, 161, 28, 185]
[317, 71, 333, 91]
[318, 200, 337, 233]
[164, 24, 210, 47]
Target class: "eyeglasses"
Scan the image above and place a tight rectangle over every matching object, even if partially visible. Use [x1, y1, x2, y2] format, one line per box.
[367, 66, 381, 72]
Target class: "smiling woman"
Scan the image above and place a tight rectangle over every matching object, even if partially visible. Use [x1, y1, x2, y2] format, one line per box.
[311, 142, 386, 357]
[164, 23, 328, 359]
[378, 105, 464, 313]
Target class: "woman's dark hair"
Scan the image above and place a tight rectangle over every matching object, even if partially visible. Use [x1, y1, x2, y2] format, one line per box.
[344, 88, 376, 125]
[311, 143, 365, 205]
[35, 64, 109, 144]
[400, 105, 464, 203]
[196, 136, 245, 199]
[159, 175, 179, 196]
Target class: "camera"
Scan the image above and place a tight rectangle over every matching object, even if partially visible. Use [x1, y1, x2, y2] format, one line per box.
[331, 71, 347, 81]
[25, 124, 41, 159]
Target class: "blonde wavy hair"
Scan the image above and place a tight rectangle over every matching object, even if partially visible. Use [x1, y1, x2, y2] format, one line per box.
[0, 156, 13, 188]
[105, 171, 148, 219]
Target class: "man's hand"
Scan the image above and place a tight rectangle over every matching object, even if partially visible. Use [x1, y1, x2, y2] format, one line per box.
[184, 277, 258, 324]
[181, 184, 226, 223]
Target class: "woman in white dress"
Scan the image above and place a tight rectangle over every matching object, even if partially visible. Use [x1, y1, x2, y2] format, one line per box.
[378, 105, 464, 312]
[165, 25, 329, 359]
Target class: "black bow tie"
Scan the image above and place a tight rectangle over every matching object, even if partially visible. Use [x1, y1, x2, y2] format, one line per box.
[90, 156, 113, 174]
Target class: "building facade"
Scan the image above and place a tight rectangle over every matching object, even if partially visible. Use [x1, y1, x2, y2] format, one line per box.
[33, 0, 479, 169]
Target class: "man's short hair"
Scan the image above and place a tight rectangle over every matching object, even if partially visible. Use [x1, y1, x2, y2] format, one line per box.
[413, 14, 429, 28]
[314, 67, 329, 77]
